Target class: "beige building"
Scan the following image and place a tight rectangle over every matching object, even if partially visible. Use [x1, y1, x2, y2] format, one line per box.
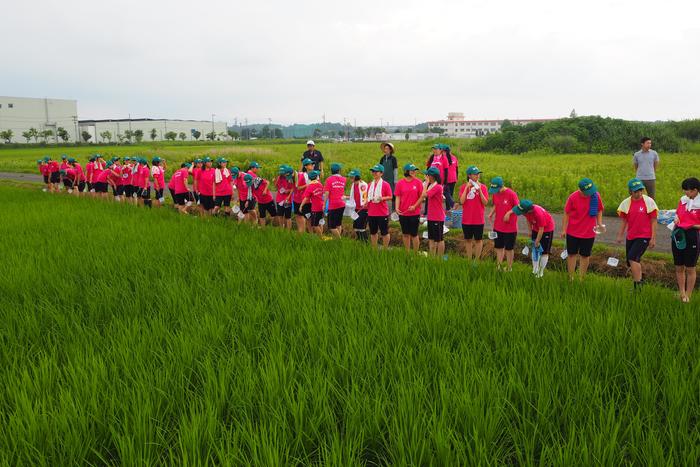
[0, 96, 79, 143]
[79, 119, 229, 143]
[428, 112, 554, 138]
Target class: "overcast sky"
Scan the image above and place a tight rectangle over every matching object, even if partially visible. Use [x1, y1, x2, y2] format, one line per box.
[3, 0, 699, 126]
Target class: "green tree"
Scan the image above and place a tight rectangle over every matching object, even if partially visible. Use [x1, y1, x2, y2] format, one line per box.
[123, 130, 134, 143]
[164, 131, 177, 141]
[227, 129, 240, 140]
[354, 127, 365, 138]
[179, 132, 187, 141]
[261, 126, 271, 138]
[192, 130, 201, 140]
[429, 127, 445, 134]
[22, 131, 32, 143]
[273, 128, 283, 139]
[99, 130, 112, 143]
[313, 128, 322, 138]
[27, 127, 40, 143]
[81, 130, 92, 143]
[116, 133, 125, 144]
[57, 127, 70, 142]
[206, 131, 217, 141]
[0, 129, 12, 143]
[150, 128, 158, 141]
[134, 129, 144, 143]
[570, 109, 578, 118]
[40, 129, 54, 143]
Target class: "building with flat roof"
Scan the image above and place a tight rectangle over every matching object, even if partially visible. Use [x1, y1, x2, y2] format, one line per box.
[78, 119, 229, 143]
[0, 96, 79, 143]
[428, 112, 555, 138]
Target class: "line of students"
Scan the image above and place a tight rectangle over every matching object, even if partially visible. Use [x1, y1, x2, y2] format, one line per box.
[38, 150, 700, 302]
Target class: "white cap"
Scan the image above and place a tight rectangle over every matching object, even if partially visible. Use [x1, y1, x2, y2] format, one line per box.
[306, 140, 315, 146]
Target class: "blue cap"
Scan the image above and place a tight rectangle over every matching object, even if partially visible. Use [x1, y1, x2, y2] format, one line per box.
[488, 176, 504, 194]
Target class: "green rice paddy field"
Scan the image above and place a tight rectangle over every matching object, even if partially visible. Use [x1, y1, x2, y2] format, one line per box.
[1, 184, 699, 465]
[1, 140, 698, 213]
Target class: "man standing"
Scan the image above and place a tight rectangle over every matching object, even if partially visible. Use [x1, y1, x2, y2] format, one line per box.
[633, 137, 659, 199]
[301, 140, 324, 176]
[379, 142, 398, 210]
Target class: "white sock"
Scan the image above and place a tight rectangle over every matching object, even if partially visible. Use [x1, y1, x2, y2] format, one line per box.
[538, 255, 549, 277]
[532, 258, 539, 274]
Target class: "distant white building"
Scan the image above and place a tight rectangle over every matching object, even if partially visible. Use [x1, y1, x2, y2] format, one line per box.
[79, 118, 229, 143]
[0, 96, 79, 143]
[428, 112, 555, 138]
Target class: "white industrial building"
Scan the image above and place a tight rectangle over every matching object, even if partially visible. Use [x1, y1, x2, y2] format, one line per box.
[79, 119, 229, 143]
[0, 96, 79, 143]
[428, 112, 554, 138]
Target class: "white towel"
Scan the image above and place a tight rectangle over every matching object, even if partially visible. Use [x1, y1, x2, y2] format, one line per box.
[349, 181, 368, 208]
[215, 168, 223, 184]
[681, 195, 700, 211]
[368, 178, 384, 203]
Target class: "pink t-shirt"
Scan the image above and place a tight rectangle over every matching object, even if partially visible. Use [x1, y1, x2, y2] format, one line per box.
[303, 181, 325, 212]
[460, 183, 489, 225]
[446, 154, 459, 184]
[60, 161, 69, 171]
[47, 161, 59, 173]
[94, 169, 111, 183]
[253, 178, 274, 204]
[192, 167, 202, 192]
[619, 198, 656, 239]
[198, 168, 215, 196]
[139, 165, 150, 189]
[525, 205, 555, 232]
[85, 162, 94, 181]
[426, 183, 445, 222]
[366, 181, 392, 217]
[151, 166, 166, 190]
[565, 191, 604, 239]
[275, 176, 295, 204]
[394, 177, 423, 216]
[493, 188, 520, 233]
[324, 174, 347, 210]
[676, 200, 700, 229]
[214, 169, 233, 196]
[169, 168, 190, 194]
[39, 164, 48, 176]
[293, 172, 310, 203]
[429, 155, 445, 183]
[72, 164, 84, 182]
[123, 164, 134, 185]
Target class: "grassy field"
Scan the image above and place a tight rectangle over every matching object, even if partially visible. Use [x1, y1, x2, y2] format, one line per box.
[1, 185, 699, 465]
[0, 140, 696, 213]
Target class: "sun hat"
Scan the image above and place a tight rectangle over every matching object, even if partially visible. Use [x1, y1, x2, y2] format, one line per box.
[380, 142, 394, 152]
[68, 157, 76, 163]
[370, 164, 385, 173]
[306, 140, 315, 146]
[423, 167, 440, 178]
[488, 176, 504, 194]
[578, 178, 597, 196]
[403, 163, 418, 171]
[513, 199, 534, 215]
[466, 165, 481, 175]
[628, 178, 645, 192]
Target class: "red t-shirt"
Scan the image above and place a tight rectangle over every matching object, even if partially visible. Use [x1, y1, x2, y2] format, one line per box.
[446, 154, 459, 184]
[493, 188, 520, 233]
[72, 164, 84, 182]
[676, 199, 700, 230]
[94, 169, 111, 183]
[214, 169, 233, 196]
[324, 174, 347, 210]
[168, 168, 190, 194]
[366, 181, 392, 217]
[619, 198, 657, 239]
[139, 165, 150, 189]
[293, 172, 309, 203]
[47, 161, 59, 173]
[39, 164, 48, 176]
[460, 182, 488, 225]
[303, 181, 325, 212]
[192, 167, 202, 192]
[394, 177, 423, 216]
[428, 155, 446, 183]
[151, 166, 166, 190]
[565, 191, 604, 239]
[275, 176, 295, 204]
[198, 169, 215, 196]
[426, 183, 445, 222]
[253, 178, 274, 204]
[525, 205, 555, 232]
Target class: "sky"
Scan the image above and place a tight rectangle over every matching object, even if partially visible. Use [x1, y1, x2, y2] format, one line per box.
[3, 0, 699, 126]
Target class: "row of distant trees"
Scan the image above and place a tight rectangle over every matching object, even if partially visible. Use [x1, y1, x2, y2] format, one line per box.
[0, 127, 72, 144]
[0, 127, 238, 144]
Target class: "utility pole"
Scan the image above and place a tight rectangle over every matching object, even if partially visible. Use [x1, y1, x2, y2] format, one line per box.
[211, 114, 215, 135]
[128, 113, 132, 133]
[268, 118, 272, 138]
[73, 116, 78, 143]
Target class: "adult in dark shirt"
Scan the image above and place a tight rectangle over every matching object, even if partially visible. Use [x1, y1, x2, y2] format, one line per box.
[379, 142, 398, 210]
[301, 140, 324, 175]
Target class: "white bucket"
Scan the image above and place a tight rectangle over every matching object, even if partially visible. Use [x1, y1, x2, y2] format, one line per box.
[422, 231, 429, 239]
[390, 212, 399, 222]
[319, 219, 326, 226]
[237, 212, 245, 220]
[487, 231, 498, 240]
[232, 205, 240, 214]
[607, 257, 619, 267]
[560, 250, 569, 260]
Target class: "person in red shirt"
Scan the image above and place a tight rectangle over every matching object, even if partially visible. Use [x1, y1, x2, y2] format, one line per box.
[394, 163, 423, 252]
[671, 177, 700, 302]
[299, 170, 325, 236]
[367, 164, 393, 249]
[561, 178, 605, 281]
[85, 156, 96, 194]
[274, 165, 295, 229]
[324, 163, 347, 238]
[46, 156, 60, 193]
[457, 166, 489, 263]
[197, 157, 215, 214]
[67, 157, 85, 195]
[442, 145, 458, 210]
[168, 162, 192, 214]
[38, 159, 49, 191]
[151, 157, 167, 207]
[505, 199, 556, 278]
[294, 158, 315, 233]
[252, 172, 277, 226]
[212, 158, 233, 216]
[615, 178, 658, 291]
[488, 176, 520, 271]
[412, 167, 445, 257]
[348, 169, 369, 242]
[191, 158, 203, 208]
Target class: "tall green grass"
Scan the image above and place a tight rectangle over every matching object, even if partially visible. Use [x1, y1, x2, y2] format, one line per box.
[0, 186, 698, 465]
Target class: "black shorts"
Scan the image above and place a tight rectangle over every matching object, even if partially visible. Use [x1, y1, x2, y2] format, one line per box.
[214, 195, 232, 208]
[133, 187, 143, 198]
[193, 192, 200, 203]
[328, 207, 344, 229]
[200, 195, 215, 210]
[171, 190, 187, 206]
[124, 185, 134, 197]
[240, 199, 256, 214]
[258, 201, 277, 218]
[672, 229, 699, 267]
[43, 175, 49, 184]
[533, 231, 554, 255]
[368, 216, 389, 236]
[49, 172, 60, 183]
[566, 234, 595, 257]
[77, 181, 86, 192]
[626, 238, 650, 265]
[294, 202, 311, 216]
[399, 215, 420, 237]
[275, 203, 293, 219]
[462, 224, 484, 240]
[428, 221, 444, 241]
[310, 211, 324, 227]
[141, 187, 151, 199]
[94, 182, 108, 193]
[155, 189, 164, 200]
[115, 185, 125, 196]
[87, 182, 93, 191]
[353, 210, 368, 230]
[64, 179, 74, 189]
[494, 231, 517, 251]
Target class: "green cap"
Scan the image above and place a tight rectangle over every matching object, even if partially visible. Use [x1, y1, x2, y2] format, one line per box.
[36, 159, 43, 163]
[370, 164, 385, 173]
[308, 170, 320, 180]
[203, 157, 212, 163]
[443, 144, 450, 151]
[244, 173, 253, 185]
[152, 156, 162, 163]
[403, 163, 418, 171]
[628, 178, 645, 192]
[513, 199, 534, 215]
[330, 162, 342, 172]
[61, 154, 67, 159]
[466, 165, 481, 175]
[302, 158, 314, 166]
[249, 161, 261, 169]
[488, 176, 504, 194]
[106, 160, 114, 167]
[68, 157, 76, 163]
[423, 166, 440, 178]
[183, 162, 192, 168]
[218, 158, 228, 164]
[43, 156, 50, 162]
[432, 143, 441, 149]
[194, 158, 202, 164]
[278, 164, 293, 175]
[578, 178, 597, 196]
[231, 167, 240, 175]
[348, 169, 361, 178]
[124, 156, 131, 161]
